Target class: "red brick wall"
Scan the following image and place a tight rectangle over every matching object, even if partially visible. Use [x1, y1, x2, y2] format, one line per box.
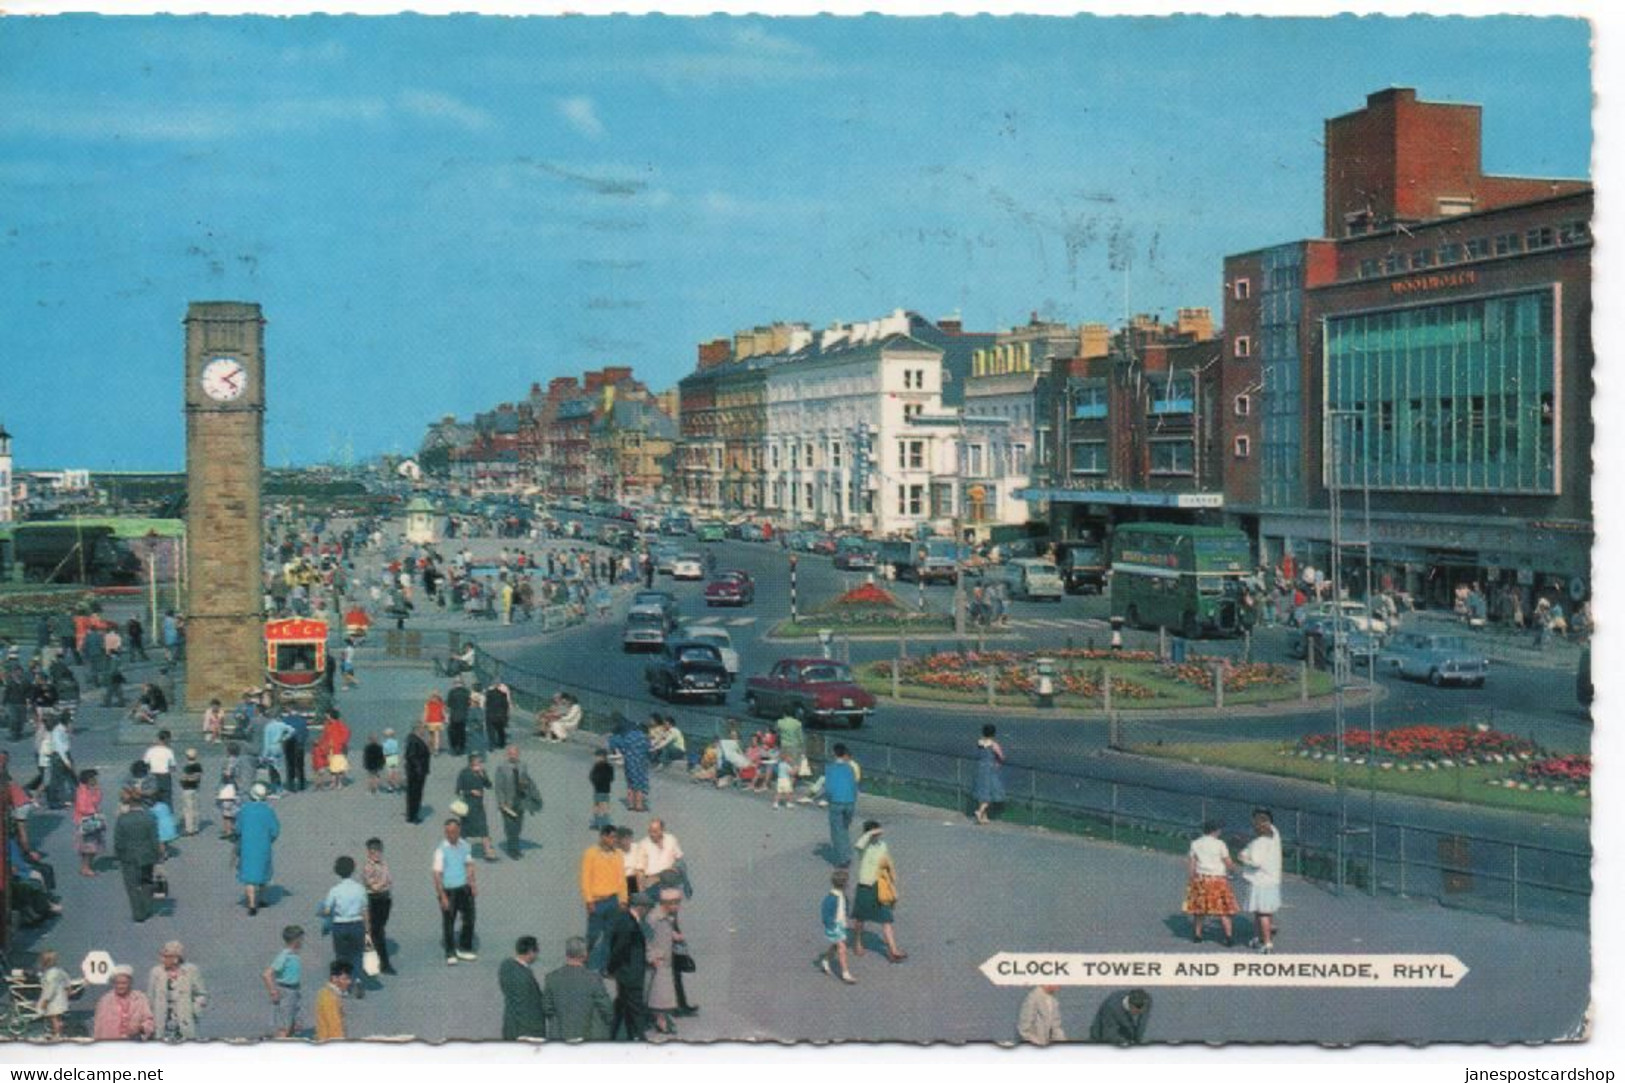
[1220, 253, 1263, 506]
[1325, 87, 1587, 236]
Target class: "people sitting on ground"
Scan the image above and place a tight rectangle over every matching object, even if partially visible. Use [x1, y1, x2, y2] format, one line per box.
[714, 726, 751, 787]
[129, 682, 169, 725]
[687, 744, 720, 783]
[536, 693, 582, 742]
[438, 643, 476, 678]
[649, 716, 686, 768]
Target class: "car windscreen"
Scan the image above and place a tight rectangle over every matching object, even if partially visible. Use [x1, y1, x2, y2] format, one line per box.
[627, 612, 665, 627]
[802, 664, 852, 683]
[677, 647, 722, 664]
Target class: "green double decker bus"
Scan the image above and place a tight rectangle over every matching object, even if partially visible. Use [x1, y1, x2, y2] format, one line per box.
[1108, 523, 1254, 638]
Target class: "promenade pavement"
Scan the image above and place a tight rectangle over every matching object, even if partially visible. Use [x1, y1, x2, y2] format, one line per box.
[12, 621, 1588, 1045]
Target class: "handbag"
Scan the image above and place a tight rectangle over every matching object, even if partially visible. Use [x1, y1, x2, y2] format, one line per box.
[78, 812, 106, 838]
[329, 752, 349, 774]
[673, 944, 696, 974]
[797, 755, 813, 779]
[449, 797, 470, 818]
[877, 863, 899, 907]
[152, 871, 170, 900]
[362, 937, 382, 978]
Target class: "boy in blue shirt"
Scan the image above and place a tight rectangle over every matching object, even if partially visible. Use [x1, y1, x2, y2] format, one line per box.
[263, 925, 305, 1038]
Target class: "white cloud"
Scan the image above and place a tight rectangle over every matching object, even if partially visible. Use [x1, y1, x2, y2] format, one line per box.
[399, 90, 496, 133]
[558, 96, 605, 140]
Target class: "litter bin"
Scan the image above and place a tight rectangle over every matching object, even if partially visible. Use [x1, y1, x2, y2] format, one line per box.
[1170, 636, 1188, 664]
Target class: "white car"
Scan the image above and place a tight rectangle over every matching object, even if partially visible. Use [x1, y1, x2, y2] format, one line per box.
[671, 553, 706, 580]
[1300, 600, 1388, 636]
[685, 626, 740, 681]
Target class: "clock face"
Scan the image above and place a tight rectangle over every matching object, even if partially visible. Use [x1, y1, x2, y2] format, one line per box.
[200, 357, 248, 402]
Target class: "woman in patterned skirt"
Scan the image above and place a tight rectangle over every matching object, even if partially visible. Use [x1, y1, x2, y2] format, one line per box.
[1183, 820, 1239, 946]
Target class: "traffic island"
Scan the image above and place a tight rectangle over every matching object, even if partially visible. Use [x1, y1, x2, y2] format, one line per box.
[1127, 727, 1591, 817]
[855, 647, 1337, 711]
[769, 581, 958, 640]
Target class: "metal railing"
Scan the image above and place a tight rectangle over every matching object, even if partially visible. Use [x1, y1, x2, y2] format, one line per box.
[464, 640, 1590, 929]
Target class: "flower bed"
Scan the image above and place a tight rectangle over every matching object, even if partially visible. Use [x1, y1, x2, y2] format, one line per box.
[1489, 753, 1591, 796]
[0, 589, 95, 617]
[794, 582, 952, 628]
[1295, 724, 1539, 767]
[1164, 661, 1297, 693]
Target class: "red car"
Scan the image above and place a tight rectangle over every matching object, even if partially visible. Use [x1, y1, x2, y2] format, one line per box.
[703, 571, 756, 606]
[745, 658, 876, 728]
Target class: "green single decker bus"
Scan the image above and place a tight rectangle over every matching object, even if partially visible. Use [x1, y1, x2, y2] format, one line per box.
[696, 520, 726, 543]
[1109, 522, 1254, 638]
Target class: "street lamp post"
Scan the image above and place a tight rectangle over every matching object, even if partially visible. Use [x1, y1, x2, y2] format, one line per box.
[953, 412, 968, 637]
[1327, 406, 1377, 895]
[144, 530, 160, 643]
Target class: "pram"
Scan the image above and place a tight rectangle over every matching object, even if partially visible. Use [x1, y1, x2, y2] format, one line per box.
[3, 965, 84, 1037]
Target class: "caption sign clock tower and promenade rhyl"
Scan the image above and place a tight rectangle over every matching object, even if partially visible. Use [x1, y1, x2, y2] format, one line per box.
[183, 301, 266, 711]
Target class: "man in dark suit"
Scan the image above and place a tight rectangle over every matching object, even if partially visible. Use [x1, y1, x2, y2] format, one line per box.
[498, 936, 546, 1040]
[445, 678, 471, 757]
[404, 722, 432, 824]
[112, 791, 162, 922]
[1089, 988, 1153, 1045]
[484, 680, 511, 750]
[541, 936, 613, 1041]
[606, 893, 654, 1041]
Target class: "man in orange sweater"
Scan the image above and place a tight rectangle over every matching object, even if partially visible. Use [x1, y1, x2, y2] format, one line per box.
[314, 960, 352, 1041]
[580, 824, 627, 973]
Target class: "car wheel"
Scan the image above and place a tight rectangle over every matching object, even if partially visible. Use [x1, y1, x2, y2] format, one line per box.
[1126, 605, 1141, 629]
[1428, 669, 1443, 687]
[793, 702, 811, 726]
[1471, 677, 1486, 688]
[848, 716, 864, 730]
[744, 693, 760, 717]
[1182, 612, 1200, 640]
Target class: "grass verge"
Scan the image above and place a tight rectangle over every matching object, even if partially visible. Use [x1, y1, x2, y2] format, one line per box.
[1131, 740, 1590, 818]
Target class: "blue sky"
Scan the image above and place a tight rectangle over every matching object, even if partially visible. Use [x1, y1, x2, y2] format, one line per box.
[0, 14, 1592, 469]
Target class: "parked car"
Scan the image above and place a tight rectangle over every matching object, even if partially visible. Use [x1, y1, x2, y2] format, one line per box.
[811, 534, 837, 556]
[671, 552, 706, 581]
[703, 570, 756, 606]
[684, 626, 740, 681]
[645, 641, 731, 703]
[1375, 632, 1488, 687]
[622, 604, 673, 653]
[1288, 616, 1379, 668]
[744, 659, 876, 729]
[736, 523, 768, 543]
[995, 558, 1065, 601]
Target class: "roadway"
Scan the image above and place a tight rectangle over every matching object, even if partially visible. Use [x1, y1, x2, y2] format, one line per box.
[473, 521, 1590, 864]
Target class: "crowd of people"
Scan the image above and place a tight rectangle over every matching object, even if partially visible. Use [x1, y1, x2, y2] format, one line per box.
[0, 507, 1324, 1048]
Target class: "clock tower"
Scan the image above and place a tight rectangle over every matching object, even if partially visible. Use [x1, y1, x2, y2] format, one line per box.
[183, 301, 266, 710]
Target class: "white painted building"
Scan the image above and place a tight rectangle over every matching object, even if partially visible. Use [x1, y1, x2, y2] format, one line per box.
[764, 315, 953, 536]
[961, 319, 1082, 537]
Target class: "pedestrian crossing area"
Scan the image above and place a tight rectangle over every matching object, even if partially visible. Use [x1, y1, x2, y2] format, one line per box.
[1007, 617, 1111, 630]
[687, 615, 759, 628]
